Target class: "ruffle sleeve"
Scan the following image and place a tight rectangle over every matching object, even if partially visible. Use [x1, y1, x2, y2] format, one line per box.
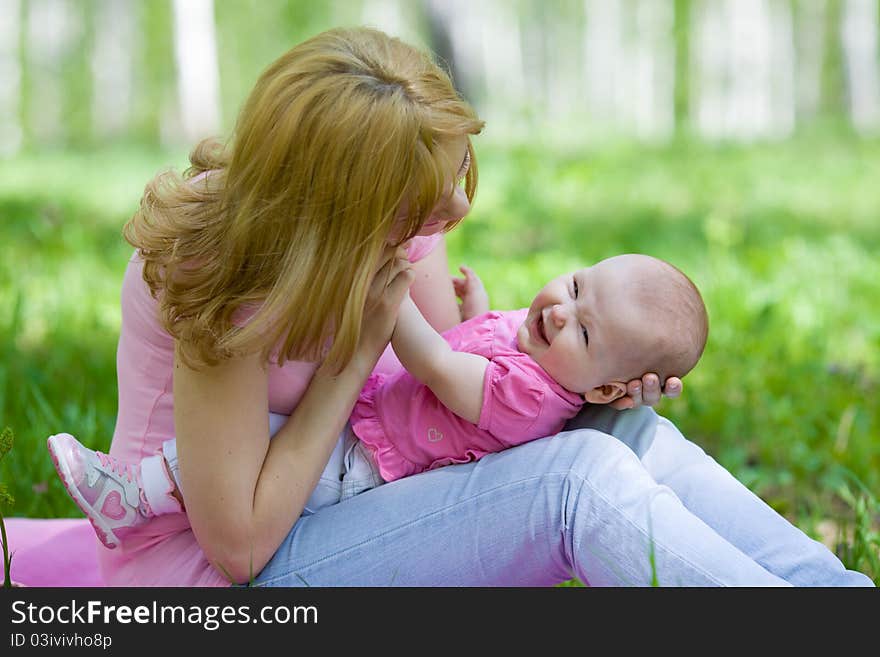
[478, 356, 580, 447]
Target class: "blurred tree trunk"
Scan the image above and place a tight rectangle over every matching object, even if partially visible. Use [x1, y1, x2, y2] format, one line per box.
[422, 0, 481, 102]
[768, 0, 796, 138]
[673, 0, 692, 133]
[63, 0, 92, 147]
[171, 0, 221, 145]
[841, 0, 880, 132]
[821, 0, 848, 118]
[214, 0, 284, 136]
[632, 0, 675, 140]
[727, 0, 773, 139]
[583, 0, 674, 140]
[794, 0, 828, 123]
[541, 1, 581, 119]
[362, 0, 414, 43]
[583, 0, 623, 128]
[477, 0, 524, 112]
[131, 0, 173, 145]
[0, 0, 22, 156]
[91, 0, 135, 141]
[693, 0, 794, 140]
[25, 0, 81, 146]
[691, 0, 724, 138]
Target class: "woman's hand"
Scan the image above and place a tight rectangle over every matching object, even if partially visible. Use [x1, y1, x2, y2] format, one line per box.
[357, 246, 415, 363]
[452, 265, 489, 321]
[609, 373, 683, 410]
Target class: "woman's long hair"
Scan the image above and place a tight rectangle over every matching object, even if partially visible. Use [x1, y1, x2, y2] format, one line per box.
[124, 27, 484, 370]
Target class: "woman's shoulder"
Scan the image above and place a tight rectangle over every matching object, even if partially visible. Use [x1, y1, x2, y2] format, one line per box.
[120, 250, 149, 302]
[119, 250, 173, 347]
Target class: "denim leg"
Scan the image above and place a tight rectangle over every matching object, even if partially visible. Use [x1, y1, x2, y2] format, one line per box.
[643, 415, 874, 586]
[566, 405, 874, 587]
[253, 428, 788, 587]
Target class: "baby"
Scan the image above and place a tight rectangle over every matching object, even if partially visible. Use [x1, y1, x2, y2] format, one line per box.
[48, 253, 708, 548]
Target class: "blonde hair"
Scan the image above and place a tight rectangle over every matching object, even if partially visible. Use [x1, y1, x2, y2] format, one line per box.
[124, 27, 484, 370]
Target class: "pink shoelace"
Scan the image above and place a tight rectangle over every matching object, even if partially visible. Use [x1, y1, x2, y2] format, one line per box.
[96, 452, 138, 485]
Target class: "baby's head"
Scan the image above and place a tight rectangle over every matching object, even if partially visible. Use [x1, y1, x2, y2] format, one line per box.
[516, 254, 708, 404]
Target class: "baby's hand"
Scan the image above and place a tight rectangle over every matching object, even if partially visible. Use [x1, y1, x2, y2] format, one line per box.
[452, 265, 490, 321]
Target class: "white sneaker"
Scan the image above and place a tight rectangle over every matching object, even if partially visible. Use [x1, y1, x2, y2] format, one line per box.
[47, 433, 153, 549]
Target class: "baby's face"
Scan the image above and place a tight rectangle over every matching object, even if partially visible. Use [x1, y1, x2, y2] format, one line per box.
[516, 257, 649, 395]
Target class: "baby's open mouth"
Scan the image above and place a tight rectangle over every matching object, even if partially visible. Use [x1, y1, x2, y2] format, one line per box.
[536, 314, 548, 344]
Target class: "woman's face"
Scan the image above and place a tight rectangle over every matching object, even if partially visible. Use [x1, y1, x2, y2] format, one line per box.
[390, 136, 472, 241]
[417, 136, 472, 236]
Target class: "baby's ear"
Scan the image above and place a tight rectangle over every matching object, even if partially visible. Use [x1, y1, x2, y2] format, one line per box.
[583, 382, 628, 405]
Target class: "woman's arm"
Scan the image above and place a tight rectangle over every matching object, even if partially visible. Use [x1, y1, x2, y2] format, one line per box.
[175, 250, 414, 584]
[391, 294, 487, 424]
[174, 349, 371, 583]
[609, 374, 683, 410]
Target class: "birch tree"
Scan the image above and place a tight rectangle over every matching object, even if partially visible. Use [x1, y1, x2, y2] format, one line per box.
[583, 0, 674, 140]
[476, 0, 525, 116]
[631, 0, 675, 140]
[361, 0, 421, 45]
[583, 0, 624, 129]
[693, 0, 794, 140]
[423, 0, 485, 104]
[26, 0, 81, 145]
[841, 0, 880, 132]
[91, 0, 136, 140]
[794, 0, 828, 121]
[0, 0, 21, 156]
[171, 0, 221, 144]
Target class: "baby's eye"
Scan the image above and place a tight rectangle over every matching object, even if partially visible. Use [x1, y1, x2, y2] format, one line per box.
[582, 326, 589, 346]
[573, 278, 579, 298]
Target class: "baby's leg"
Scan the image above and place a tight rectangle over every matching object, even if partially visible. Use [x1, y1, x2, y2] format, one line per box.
[48, 413, 289, 550]
[47, 433, 180, 549]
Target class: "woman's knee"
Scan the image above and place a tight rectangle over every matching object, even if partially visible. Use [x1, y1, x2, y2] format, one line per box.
[547, 429, 658, 492]
[542, 430, 681, 562]
[564, 405, 659, 458]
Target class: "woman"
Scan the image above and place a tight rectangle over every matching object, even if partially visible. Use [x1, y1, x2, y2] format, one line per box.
[95, 27, 870, 586]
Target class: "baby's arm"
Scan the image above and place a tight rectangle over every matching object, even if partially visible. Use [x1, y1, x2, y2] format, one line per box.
[391, 294, 488, 424]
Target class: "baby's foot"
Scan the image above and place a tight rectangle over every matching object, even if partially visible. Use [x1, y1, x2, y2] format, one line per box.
[47, 433, 153, 549]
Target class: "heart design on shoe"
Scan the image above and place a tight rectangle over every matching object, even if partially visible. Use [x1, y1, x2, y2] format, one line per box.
[427, 427, 443, 443]
[101, 491, 127, 521]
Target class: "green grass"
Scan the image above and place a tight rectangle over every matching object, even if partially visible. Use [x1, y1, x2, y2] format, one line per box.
[1, 134, 878, 584]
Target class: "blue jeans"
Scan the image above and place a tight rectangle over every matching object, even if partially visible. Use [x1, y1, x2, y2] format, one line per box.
[251, 406, 874, 587]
